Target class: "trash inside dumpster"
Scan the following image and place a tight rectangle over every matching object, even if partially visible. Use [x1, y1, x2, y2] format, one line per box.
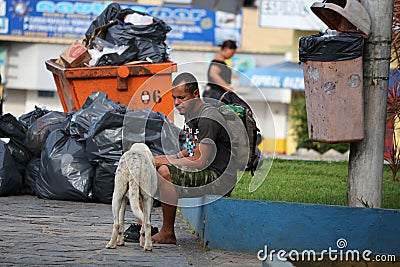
[83, 2, 171, 66]
[46, 2, 177, 121]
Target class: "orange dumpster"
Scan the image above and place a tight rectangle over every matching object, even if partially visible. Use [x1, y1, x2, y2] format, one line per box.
[45, 60, 177, 121]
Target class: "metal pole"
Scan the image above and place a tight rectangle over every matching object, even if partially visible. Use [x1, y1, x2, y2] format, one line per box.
[348, 0, 394, 207]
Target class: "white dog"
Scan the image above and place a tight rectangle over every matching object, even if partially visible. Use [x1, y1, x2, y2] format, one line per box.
[106, 143, 157, 251]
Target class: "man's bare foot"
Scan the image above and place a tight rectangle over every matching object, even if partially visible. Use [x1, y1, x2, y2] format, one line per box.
[151, 229, 177, 244]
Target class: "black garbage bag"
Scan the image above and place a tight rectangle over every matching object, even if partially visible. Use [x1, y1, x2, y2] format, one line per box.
[85, 111, 124, 163]
[0, 140, 22, 196]
[105, 11, 171, 45]
[7, 138, 32, 165]
[84, 2, 122, 39]
[85, 3, 171, 44]
[0, 113, 32, 175]
[96, 52, 120, 66]
[123, 109, 185, 156]
[104, 13, 171, 64]
[108, 36, 167, 64]
[0, 113, 27, 144]
[68, 92, 126, 139]
[92, 160, 118, 204]
[84, 2, 171, 66]
[299, 32, 364, 62]
[20, 157, 41, 195]
[37, 129, 94, 201]
[19, 106, 50, 129]
[7, 139, 32, 176]
[25, 111, 67, 156]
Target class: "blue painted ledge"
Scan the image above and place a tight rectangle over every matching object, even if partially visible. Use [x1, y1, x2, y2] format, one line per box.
[180, 197, 400, 255]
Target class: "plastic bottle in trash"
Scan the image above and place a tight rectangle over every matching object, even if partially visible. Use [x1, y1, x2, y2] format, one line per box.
[322, 29, 339, 37]
[124, 13, 153, 25]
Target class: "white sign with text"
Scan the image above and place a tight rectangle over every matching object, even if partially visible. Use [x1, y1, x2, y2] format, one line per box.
[259, 0, 326, 31]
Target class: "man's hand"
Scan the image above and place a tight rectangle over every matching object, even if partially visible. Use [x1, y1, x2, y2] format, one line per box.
[154, 155, 171, 167]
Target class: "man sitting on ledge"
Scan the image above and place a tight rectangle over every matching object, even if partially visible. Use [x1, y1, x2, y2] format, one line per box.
[152, 72, 232, 244]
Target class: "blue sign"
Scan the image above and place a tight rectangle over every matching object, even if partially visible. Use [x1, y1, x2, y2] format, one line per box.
[0, 0, 242, 46]
[240, 61, 305, 90]
[0, 0, 102, 39]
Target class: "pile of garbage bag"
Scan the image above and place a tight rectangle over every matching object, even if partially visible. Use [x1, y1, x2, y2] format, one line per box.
[57, 2, 172, 67]
[0, 92, 185, 203]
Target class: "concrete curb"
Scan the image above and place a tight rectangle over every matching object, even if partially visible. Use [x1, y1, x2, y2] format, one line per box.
[181, 197, 400, 256]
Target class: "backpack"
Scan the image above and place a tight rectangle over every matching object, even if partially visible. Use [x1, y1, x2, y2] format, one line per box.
[219, 92, 261, 176]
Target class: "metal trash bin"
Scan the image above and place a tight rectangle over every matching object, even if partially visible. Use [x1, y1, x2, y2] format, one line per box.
[299, 0, 371, 143]
[45, 60, 177, 121]
[301, 53, 364, 143]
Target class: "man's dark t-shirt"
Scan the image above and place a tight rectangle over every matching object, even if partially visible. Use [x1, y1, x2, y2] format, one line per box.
[184, 103, 230, 175]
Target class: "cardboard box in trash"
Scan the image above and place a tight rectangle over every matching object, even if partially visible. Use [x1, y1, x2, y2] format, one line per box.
[59, 41, 91, 68]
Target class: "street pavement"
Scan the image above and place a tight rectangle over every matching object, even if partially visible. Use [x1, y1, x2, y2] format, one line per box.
[0, 195, 261, 267]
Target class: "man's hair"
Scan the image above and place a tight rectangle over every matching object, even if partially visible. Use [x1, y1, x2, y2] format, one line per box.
[172, 72, 199, 94]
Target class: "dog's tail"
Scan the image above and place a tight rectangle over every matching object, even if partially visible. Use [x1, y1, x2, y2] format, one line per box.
[127, 155, 147, 222]
[128, 183, 144, 222]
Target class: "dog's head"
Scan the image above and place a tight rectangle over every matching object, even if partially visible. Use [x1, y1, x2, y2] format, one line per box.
[130, 143, 155, 165]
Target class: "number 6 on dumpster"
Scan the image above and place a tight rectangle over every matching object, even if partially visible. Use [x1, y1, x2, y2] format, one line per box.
[134, 84, 174, 122]
[153, 90, 162, 103]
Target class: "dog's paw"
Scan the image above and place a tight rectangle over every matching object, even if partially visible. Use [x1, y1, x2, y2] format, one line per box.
[116, 236, 125, 246]
[144, 245, 153, 251]
[106, 242, 116, 249]
[143, 238, 153, 251]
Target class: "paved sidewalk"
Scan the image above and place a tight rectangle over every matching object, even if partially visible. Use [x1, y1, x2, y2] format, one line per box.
[0, 195, 261, 267]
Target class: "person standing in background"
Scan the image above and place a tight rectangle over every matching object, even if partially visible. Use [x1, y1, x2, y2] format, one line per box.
[203, 40, 237, 100]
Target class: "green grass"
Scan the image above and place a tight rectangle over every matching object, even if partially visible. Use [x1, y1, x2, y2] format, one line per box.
[229, 159, 400, 209]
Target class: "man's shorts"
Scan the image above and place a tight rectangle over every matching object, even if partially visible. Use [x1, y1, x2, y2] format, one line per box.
[167, 164, 219, 187]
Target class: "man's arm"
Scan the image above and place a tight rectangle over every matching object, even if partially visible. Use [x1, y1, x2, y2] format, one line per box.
[154, 142, 215, 170]
[154, 149, 187, 166]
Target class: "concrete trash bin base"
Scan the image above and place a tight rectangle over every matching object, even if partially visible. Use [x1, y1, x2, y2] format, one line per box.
[302, 56, 364, 143]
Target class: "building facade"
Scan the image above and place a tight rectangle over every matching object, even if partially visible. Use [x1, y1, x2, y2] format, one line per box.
[0, 0, 319, 155]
